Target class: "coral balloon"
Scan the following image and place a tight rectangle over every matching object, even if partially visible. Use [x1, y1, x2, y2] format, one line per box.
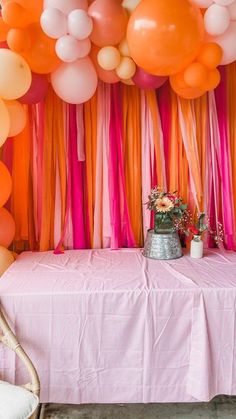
[116, 56, 136, 79]
[56, 35, 81, 62]
[90, 44, 120, 83]
[19, 72, 49, 104]
[22, 23, 61, 74]
[127, 0, 204, 76]
[0, 207, 15, 248]
[184, 62, 208, 88]
[2, 2, 29, 28]
[0, 246, 15, 276]
[0, 49, 31, 99]
[51, 57, 98, 104]
[97, 46, 121, 71]
[197, 42, 222, 69]
[170, 71, 206, 99]
[132, 67, 167, 89]
[4, 100, 26, 136]
[7, 28, 31, 53]
[204, 4, 230, 36]
[40, 8, 67, 39]
[88, 0, 128, 47]
[0, 17, 10, 42]
[214, 21, 236, 65]
[44, 0, 88, 14]
[204, 68, 221, 91]
[228, 1, 236, 20]
[68, 9, 93, 40]
[0, 161, 12, 208]
[0, 98, 10, 147]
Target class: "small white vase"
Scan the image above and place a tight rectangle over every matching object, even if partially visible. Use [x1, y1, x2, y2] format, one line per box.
[190, 235, 203, 259]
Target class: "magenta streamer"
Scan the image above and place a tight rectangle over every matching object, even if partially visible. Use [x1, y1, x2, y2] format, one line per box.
[109, 84, 135, 249]
[214, 67, 235, 249]
[68, 104, 88, 249]
[156, 82, 171, 182]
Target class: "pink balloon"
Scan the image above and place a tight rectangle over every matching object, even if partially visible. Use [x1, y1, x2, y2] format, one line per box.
[51, 57, 98, 104]
[132, 67, 168, 89]
[19, 72, 49, 104]
[56, 35, 80, 62]
[68, 9, 93, 40]
[44, 0, 88, 14]
[77, 38, 91, 58]
[40, 8, 67, 39]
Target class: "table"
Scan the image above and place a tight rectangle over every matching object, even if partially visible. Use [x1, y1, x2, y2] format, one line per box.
[0, 248, 235, 403]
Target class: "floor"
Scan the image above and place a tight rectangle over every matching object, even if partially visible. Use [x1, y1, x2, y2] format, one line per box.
[38, 396, 236, 418]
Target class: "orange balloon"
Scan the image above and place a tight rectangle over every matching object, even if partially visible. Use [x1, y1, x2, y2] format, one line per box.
[2, 1, 30, 28]
[88, 0, 128, 47]
[184, 62, 208, 88]
[170, 71, 206, 99]
[90, 44, 120, 83]
[21, 23, 61, 74]
[7, 28, 31, 53]
[0, 17, 10, 42]
[1, 0, 43, 23]
[0, 161, 12, 208]
[197, 42, 223, 70]
[204, 68, 221, 91]
[127, 0, 204, 76]
[0, 207, 15, 248]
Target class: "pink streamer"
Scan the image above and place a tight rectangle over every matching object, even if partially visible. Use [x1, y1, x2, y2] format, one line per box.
[156, 83, 171, 181]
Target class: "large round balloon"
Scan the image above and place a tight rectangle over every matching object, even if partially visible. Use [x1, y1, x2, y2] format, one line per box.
[0, 245, 15, 276]
[127, 0, 205, 76]
[0, 49, 31, 99]
[4, 100, 27, 137]
[0, 99, 10, 147]
[0, 161, 12, 208]
[51, 57, 98, 104]
[0, 207, 15, 248]
[88, 0, 128, 47]
[19, 72, 49, 104]
[21, 23, 61, 74]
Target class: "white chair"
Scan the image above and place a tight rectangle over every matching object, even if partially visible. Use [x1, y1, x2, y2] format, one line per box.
[0, 309, 40, 419]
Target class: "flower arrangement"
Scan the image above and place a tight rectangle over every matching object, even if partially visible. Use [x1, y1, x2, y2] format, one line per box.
[188, 212, 208, 239]
[146, 187, 188, 233]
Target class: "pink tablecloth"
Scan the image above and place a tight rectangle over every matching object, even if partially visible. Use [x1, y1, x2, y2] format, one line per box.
[0, 248, 236, 403]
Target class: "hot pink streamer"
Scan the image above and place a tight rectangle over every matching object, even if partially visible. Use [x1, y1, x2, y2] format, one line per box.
[156, 83, 171, 183]
[1, 138, 13, 212]
[214, 67, 235, 249]
[109, 84, 135, 249]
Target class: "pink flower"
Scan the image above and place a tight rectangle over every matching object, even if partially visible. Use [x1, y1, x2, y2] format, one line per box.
[189, 225, 199, 235]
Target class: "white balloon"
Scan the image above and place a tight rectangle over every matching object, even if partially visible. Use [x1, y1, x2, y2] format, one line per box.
[40, 8, 67, 39]
[44, 0, 88, 14]
[56, 35, 80, 62]
[122, 0, 141, 13]
[191, 0, 213, 6]
[51, 58, 98, 104]
[213, 0, 234, 5]
[213, 21, 236, 64]
[77, 38, 91, 58]
[68, 9, 93, 40]
[228, 0, 236, 19]
[204, 4, 230, 35]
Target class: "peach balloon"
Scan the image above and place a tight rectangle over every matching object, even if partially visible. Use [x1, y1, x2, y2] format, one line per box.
[0, 49, 32, 99]
[0, 245, 15, 276]
[0, 161, 12, 208]
[184, 62, 208, 88]
[90, 45, 120, 83]
[170, 71, 206, 99]
[0, 207, 15, 248]
[88, 0, 128, 47]
[4, 100, 27, 137]
[197, 42, 223, 69]
[127, 0, 205, 76]
[0, 98, 10, 147]
[116, 56, 136, 79]
[97, 46, 121, 71]
[118, 39, 130, 57]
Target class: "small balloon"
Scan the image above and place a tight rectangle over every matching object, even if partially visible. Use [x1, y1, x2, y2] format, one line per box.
[97, 46, 121, 71]
[56, 35, 81, 63]
[7, 28, 31, 53]
[51, 57, 98, 104]
[0, 245, 15, 276]
[40, 8, 67, 39]
[203, 68, 221, 91]
[68, 9, 93, 40]
[214, 0, 234, 5]
[44, 0, 88, 14]
[116, 56, 136, 79]
[19, 72, 49, 104]
[132, 67, 168, 89]
[118, 39, 130, 57]
[170, 71, 206, 99]
[90, 44, 120, 83]
[0, 161, 12, 208]
[0, 207, 15, 248]
[4, 100, 27, 137]
[77, 38, 91, 58]
[214, 21, 236, 65]
[184, 62, 208, 88]
[204, 4, 230, 36]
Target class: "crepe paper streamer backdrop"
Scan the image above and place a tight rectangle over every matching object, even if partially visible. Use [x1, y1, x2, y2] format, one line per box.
[2, 68, 236, 252]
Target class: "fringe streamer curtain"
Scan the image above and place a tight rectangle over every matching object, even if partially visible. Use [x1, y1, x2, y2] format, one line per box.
[2, 70, 236, 252]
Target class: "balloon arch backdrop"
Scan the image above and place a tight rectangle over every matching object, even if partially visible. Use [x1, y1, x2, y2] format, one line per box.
[0, 0, 236, 267]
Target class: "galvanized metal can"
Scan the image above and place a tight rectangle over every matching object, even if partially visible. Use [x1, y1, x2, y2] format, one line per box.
[143, 229, 182, 260]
